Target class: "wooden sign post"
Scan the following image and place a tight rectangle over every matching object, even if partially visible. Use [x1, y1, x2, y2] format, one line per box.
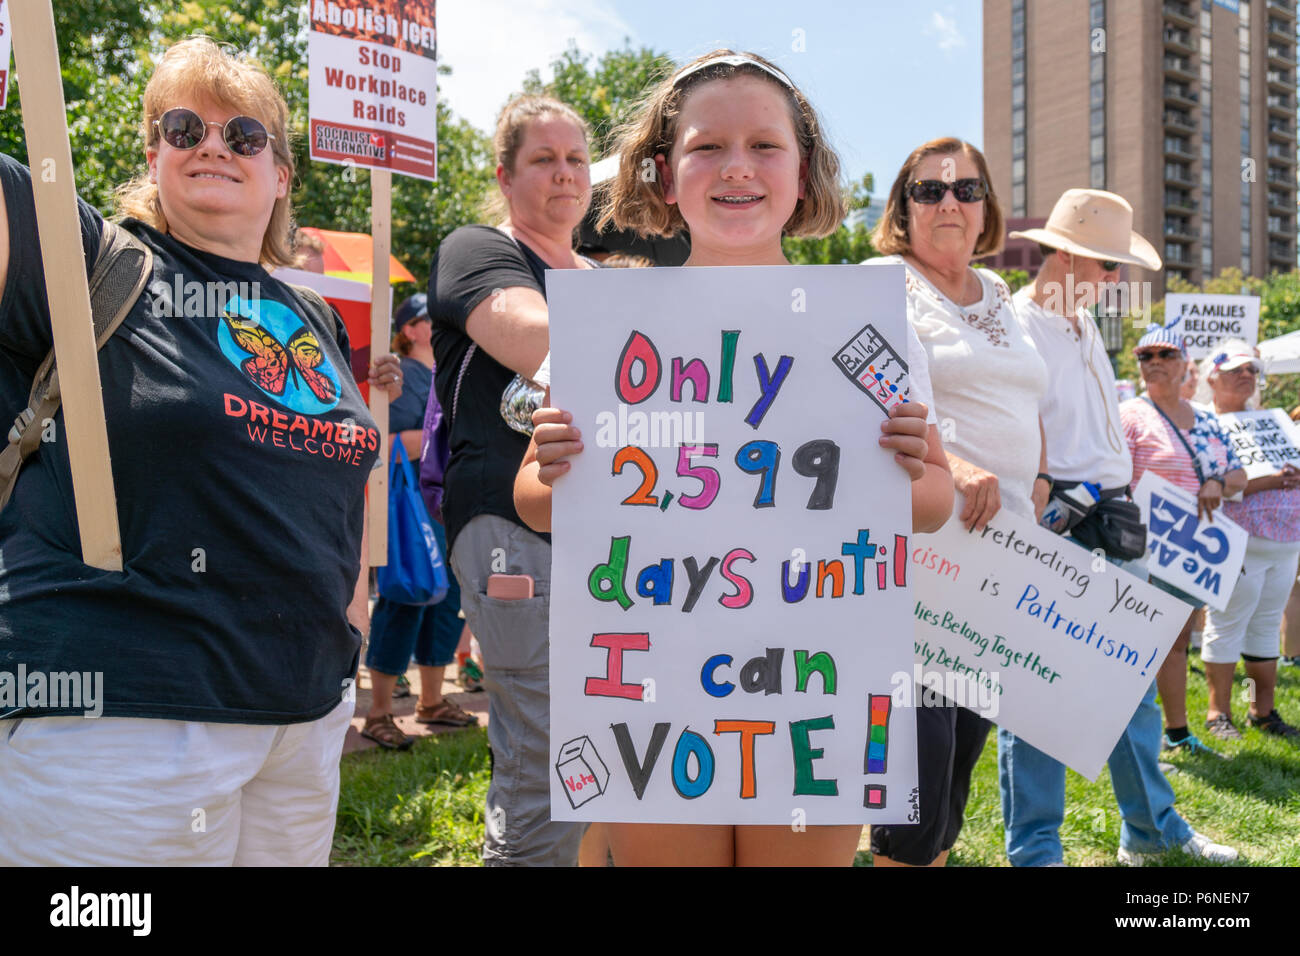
[367, 169, 392, 564]
[10, 0, 122, 570]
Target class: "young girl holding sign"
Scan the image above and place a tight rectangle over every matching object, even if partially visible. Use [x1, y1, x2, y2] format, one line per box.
[515, 50, 953, 866]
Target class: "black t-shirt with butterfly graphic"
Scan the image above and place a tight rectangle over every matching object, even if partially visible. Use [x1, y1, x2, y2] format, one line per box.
[0, 155, 379, 724]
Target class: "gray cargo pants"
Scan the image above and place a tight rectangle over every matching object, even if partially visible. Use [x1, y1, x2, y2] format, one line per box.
[450, 514, 584, 866]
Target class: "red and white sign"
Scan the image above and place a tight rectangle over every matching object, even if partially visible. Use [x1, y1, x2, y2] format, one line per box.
[307, 0, 437, 182]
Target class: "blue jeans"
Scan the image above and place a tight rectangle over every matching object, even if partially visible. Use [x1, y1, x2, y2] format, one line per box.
[996, 542, 1194, 866]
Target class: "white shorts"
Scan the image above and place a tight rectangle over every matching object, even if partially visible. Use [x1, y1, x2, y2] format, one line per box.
[1202, 536, 1300, 664]
[0, 698, 353, 866]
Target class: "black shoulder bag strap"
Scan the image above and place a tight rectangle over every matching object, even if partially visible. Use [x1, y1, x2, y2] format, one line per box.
[0, 221, 153, 511]
[1142, 395, 1207, 485]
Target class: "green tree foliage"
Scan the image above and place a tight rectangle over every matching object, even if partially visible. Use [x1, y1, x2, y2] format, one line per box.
[521, 41, 675, 160]
[10, 0, 493, 290]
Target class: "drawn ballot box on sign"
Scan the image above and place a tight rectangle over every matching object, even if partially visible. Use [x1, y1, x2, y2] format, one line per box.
[556, 735, 610, 809]
[832, 324, 911, 415]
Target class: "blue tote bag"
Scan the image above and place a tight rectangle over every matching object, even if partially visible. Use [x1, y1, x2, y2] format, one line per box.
[377, 443, 450, 605]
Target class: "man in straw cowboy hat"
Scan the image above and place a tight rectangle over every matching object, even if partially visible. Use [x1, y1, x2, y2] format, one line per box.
[995, 188, 1239, 866]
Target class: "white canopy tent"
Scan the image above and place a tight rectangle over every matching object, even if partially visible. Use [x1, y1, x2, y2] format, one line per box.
[1260, 330, 1300, 375]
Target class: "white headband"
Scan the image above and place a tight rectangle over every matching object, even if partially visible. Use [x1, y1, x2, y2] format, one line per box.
[670, 54, 796, 91]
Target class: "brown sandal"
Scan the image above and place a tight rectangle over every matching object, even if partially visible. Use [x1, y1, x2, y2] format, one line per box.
[415, 700, 478, 727]
[361, 713, 413, 750]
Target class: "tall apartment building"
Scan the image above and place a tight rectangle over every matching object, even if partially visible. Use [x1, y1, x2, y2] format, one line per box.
[984, 0, 1298, 297]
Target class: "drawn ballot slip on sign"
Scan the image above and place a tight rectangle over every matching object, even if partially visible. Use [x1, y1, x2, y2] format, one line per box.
[307, 0, 437, 182]
[1164, 293, 1260, 360]
[1133, 471, 1248, 612]
[1216, 409, 1300, 480]
[546, 264, 920, 824]
[911, 501, 1187, 778]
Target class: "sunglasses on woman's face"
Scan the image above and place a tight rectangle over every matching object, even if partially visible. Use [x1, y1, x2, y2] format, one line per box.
[1138, 348, 1182, 362]
[907, 178, 988, 204]
[154, 107, 275, 157]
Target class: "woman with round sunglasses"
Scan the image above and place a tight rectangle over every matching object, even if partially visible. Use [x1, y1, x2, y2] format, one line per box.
[865, 137, 1048, 867]
[0, 37, 402, 865]
[1121, 327, 1246, 757]
[1191, 341, 1300, 740]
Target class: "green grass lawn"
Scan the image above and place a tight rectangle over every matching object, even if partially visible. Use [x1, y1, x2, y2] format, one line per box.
[332, 653, 1300, 866]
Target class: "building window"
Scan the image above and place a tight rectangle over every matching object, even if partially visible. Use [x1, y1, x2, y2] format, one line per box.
[1240, 1, 1252, 276]
[1088, 0, 1105, 191]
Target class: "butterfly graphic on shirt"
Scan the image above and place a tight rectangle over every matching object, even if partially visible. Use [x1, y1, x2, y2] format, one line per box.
[221, 309, 339, 405]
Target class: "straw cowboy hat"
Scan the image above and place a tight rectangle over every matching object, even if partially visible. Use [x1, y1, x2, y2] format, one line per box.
[1009, 188, 1162, 270]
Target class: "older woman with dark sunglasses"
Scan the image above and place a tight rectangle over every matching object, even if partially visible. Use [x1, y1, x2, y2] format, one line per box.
[1192, 341, 1300, 740]
[0, 37, 401, 865]
[1121, 328, 1246, 757]
[866, 137, 1048, 867]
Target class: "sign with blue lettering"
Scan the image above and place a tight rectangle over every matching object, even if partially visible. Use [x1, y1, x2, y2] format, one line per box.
[1133, 472, 1248, 612]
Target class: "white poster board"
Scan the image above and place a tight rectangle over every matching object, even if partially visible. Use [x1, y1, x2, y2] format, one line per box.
[547, 265, 919, 825]
[911, 502, 1187, 778]
[307, 0, 437, 181]
[1164, 294, 1260, 360]
[1133, 471, 1248, 611]
[1216, 409, 1300, 479]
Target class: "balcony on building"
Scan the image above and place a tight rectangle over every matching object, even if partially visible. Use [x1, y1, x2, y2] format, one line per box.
[1164, 135, 1194, 159]
[1163, 54, 1196, 81]
[1163, 25, 1195, 54]
[1268, 117, 1295, 140]
[1165, 188, 1198, 212]
[1267, 68, 1294, 90]
[1266, 163, 1296, 185]
[1266, 141, 1296, 160]
[1164, 108, 1195, 132]
[1164, 161, 1194, 186]
[1267, 44, 1294, 67]
[1164, 1, 1195, 26]
[1269, 18, 1293, 41]
[1269, 92, 1295, 114]
[1165, 215, 1196, 240]
[1164, 242, 1192, 265]
[1269, 241, 1293, 262]
[1163, 81, 1198, 106]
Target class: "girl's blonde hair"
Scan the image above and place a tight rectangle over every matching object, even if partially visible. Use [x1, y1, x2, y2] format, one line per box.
[872, 137, 1004, 258]
[481, 94, 593, 224]
[114, 36, 298, 267]
[598, 50, 845, 239]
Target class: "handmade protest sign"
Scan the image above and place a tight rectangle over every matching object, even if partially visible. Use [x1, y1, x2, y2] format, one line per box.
[9, 0, 121, 569]
[1133, 471, 1248, 611]
[1216, 409, 1300, 479]
[1164, 293, 1260, 360]
[308, 0, 436, 562]
[547, 265, 919, 825]
[307, 0, 437, 181]
[911, 501, 1186, 778]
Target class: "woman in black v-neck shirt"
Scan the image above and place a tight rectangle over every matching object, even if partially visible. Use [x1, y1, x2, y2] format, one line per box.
[428, 95, 597, 866]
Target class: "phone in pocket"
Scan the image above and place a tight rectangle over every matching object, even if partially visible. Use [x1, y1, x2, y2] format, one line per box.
[487, 573, 534, 601]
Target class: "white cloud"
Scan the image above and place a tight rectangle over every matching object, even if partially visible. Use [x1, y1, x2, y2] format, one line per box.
[924, 9, 966, 54]
[436, 0, 633, 134]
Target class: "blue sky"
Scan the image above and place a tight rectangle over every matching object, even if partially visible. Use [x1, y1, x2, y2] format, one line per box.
[437, 0, 983, 195]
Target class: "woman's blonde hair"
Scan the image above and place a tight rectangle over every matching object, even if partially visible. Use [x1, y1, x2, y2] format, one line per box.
[114, 37, 298, 267]
[872, 137, 1004, 258]
[598, 50, 845, 239]
[481, 94, 592, 224]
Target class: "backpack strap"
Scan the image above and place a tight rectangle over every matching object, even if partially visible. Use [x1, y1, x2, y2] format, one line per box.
[0, 220, 152, 511]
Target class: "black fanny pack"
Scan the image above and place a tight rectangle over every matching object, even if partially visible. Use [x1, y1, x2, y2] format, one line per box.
[1062, 483, 1147, 561]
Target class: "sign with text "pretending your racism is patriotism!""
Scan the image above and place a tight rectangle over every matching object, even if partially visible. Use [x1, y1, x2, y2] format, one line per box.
[1216, 409, 1300, 480]
[547, 264, 919, 825]
[307, 0, 437, 181]
[1164, 293, 1260, 360]
[910, 501, 1187, 779]
[1134, 471, 1248, 612]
